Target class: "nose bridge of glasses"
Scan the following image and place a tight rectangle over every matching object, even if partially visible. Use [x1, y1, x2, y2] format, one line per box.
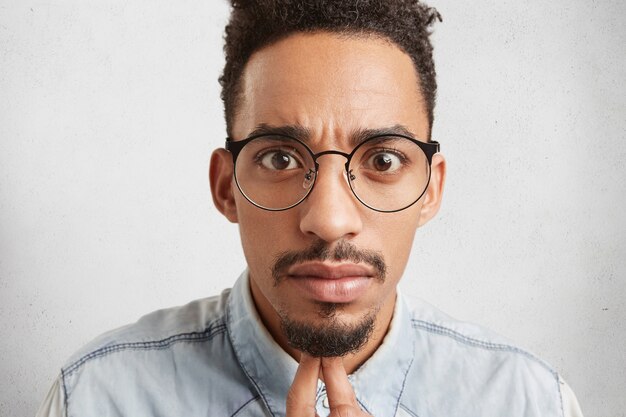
[312, 149, 351, 174]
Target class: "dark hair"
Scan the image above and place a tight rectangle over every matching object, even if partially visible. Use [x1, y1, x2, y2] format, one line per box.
[220, 0, 442, 137]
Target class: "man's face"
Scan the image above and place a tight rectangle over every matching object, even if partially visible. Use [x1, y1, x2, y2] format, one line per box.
[211, 32, 444, 355]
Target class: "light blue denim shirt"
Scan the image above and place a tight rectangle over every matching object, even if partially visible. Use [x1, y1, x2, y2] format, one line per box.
[37, 271, 582, 417]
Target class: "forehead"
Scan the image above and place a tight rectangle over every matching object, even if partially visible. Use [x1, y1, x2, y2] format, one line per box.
[232, 32, 430, 147]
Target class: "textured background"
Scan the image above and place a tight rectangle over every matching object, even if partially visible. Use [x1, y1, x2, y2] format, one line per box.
[1, 1, 624, 416]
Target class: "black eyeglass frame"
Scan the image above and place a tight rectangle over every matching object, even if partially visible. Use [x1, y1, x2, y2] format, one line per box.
[225, 133, 440, 213]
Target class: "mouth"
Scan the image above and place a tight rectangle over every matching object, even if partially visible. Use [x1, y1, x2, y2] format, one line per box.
[285, 263, 375, 303]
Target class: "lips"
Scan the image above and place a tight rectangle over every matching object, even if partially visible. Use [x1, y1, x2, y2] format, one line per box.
[286, 263, 375, 303]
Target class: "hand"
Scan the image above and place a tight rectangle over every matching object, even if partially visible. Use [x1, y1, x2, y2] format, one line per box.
[287, 353, 373, 417]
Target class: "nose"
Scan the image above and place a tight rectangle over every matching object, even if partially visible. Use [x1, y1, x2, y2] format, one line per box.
[298, 155, 363, 243]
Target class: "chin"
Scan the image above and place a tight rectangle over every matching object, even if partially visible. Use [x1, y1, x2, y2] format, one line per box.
[280, 306, 377, 357]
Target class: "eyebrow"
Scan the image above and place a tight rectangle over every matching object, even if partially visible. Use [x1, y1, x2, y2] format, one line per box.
[245, 123, 419, 147]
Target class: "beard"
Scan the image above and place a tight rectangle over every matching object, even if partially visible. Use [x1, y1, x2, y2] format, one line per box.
[272, 239, 386, 357]
[280, 307, 377, 357]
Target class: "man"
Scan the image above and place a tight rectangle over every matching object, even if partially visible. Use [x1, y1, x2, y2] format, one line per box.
[37, 1, 584, 416]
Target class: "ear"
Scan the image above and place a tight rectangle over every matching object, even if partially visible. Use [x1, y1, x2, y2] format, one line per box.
[209, 148, 239, 223]
[418, 153, 446, 227]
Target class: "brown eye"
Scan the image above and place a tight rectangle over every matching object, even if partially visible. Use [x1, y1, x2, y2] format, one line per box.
[368, 152, 402, 172]
[260, 151, 300, 170]
[373, 154, 392, 171]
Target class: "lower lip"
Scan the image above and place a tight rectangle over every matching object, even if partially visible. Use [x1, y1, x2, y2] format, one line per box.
[288, 275, 372, 303]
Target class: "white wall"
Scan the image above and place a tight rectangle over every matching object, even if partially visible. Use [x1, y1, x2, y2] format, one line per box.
[0, 1, 624, 416]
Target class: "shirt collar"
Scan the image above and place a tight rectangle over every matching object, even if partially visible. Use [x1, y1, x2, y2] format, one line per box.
[226, 270, 415, 417]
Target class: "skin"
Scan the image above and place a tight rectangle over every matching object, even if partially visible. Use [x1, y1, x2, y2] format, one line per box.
[287, 354, 369, 417]
[210, 32, 446, 415]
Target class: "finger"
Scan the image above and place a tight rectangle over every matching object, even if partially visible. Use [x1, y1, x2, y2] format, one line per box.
[321, 357, 360, 410]
[286, 353, 321, 417]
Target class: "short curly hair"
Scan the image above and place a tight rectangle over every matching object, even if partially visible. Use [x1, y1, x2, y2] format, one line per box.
[220, 0, 442, 137]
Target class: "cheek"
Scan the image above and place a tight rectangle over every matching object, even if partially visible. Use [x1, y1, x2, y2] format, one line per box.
[237, 211, 272, 264]
[235, 199, 297, 270]
[370, 208, 421, 277]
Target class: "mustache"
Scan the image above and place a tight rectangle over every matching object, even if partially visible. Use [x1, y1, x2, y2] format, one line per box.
[271, 239, 387, 285]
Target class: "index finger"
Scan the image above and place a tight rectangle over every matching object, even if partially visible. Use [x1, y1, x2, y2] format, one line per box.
[286, 353, 321, 417]
[321, 357, 359, 410]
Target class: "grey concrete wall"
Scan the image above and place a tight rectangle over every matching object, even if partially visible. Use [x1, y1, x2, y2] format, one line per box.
[1, 1, 624, 416]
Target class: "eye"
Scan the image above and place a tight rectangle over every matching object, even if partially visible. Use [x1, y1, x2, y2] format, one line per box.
[258, 149, 301, 170]
[366, 151, 403, 172]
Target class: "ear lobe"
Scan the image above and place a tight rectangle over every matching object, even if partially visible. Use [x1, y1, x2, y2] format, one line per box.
[209, 148, 239, 223]
[418, 153, 446, 227]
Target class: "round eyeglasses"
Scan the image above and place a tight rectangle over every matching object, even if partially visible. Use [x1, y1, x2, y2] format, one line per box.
[225, 133, 440, 213]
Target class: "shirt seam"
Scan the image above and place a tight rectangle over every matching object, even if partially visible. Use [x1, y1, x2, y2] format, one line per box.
[557, 376, 566, 417]
[230, 395, 262, 417]
[411, 319, 556, 375]
[62, 371, 69, 417]
[62, 321, 227, 378]
[225, 307, 276, 417]
[412, 318, 563, 415]
[392, 350, 415, 417]
[398, 403, 420, 417]
[356, 398, 372, 415]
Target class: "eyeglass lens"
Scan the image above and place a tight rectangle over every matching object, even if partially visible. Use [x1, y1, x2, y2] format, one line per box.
[233, 136, 431, 212]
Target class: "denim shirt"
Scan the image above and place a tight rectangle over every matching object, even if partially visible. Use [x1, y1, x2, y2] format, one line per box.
[42, 271, 574, 417]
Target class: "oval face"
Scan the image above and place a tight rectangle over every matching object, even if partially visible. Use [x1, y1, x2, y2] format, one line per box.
[226, 31, 436, 361]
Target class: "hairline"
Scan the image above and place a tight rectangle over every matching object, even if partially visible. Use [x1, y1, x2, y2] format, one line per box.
[227, 28, 432, 140]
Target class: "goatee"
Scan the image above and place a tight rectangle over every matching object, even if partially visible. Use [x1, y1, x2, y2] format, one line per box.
[272, 239, 386, 357]
[280, 309, 376, 357]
